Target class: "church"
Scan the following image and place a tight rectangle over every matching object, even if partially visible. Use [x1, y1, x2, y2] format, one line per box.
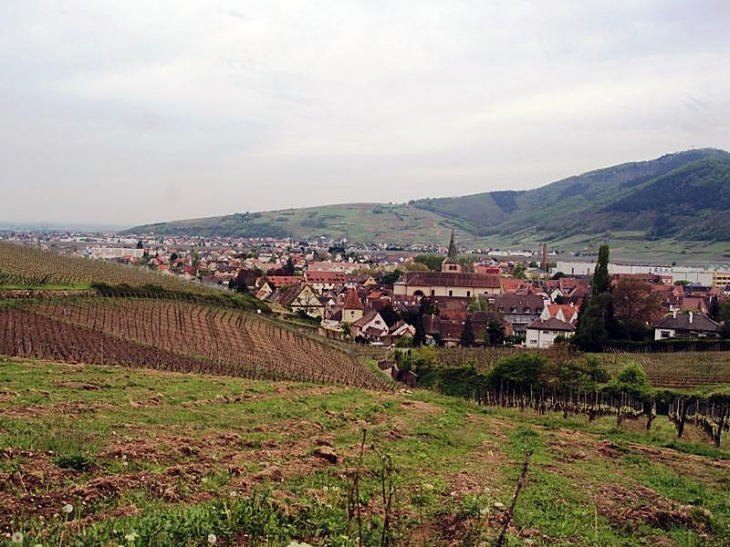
[393, 230, 502, 299]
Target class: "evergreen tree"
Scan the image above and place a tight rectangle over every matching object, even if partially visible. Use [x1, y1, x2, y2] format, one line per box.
[413, 317, 426, 347]
[574, 244, 616, 350]
[592, 244, 610, 296]
[460, 316, 475, 347]
[486, 320, 505, 346]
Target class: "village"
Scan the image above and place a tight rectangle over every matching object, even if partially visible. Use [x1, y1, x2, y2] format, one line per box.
[4, 229, 729, 350]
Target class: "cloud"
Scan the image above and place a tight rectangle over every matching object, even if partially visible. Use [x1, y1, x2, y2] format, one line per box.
[0, 0, 729, 226]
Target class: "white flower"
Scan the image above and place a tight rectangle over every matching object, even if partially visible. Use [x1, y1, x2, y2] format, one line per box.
[62, 503, 74, 514]
[207, 534, 217, 545]
[286, 542, 313, 547]
[125, 531, 139, 542]
[229, 490, 237, 498]
[11, 531, 23, 544]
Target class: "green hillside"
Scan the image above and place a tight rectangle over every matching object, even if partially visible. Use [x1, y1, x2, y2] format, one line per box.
[126, 149, 730, 260]
[413, 148, 730, 239]
[128, 203, 460, 246]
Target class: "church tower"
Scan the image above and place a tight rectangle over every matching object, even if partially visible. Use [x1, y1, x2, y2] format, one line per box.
[442, 228, 463, 273]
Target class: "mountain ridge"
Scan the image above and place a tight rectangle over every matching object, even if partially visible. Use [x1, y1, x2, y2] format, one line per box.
[126, 148, 730, 259]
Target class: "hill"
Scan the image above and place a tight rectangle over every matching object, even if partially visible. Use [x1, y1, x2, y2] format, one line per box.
[1, 358, 728, 545]
[125, 149, 730, 260]
[0, 241, 210, 293]
[413, 149, 730, 238]
[128, 203, 458, 246]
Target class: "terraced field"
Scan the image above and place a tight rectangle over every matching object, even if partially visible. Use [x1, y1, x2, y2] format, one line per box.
[0, 242, 209, 292]
[0, 299, 392, 391]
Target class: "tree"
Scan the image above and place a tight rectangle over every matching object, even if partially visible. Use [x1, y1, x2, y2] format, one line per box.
[381, 269, 403, 285]
[574, 244, 617, 350]
[612, 278, 662, 340]
[486, 320, 505, 346]
[592, 244, 610, 296]
[413, 318, 426, 347]
[513, 264, 527, 279]
[283, 257, 296, 276]
[488, 353, 547, 390]
[460, 316, 475, 347]
[414, 254, 445, 271]
[379, 303, 400, 327]
[607, 362, 651, 399]
[715, 300, 730, 323]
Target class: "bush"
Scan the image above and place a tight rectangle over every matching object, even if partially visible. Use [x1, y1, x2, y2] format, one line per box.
[488, 353, 547, 390]
[604, 362, 652, 400]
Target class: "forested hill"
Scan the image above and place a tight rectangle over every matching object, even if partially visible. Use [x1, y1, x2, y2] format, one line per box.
[127, 149, 730, 248]
[411, 148, 730, 239]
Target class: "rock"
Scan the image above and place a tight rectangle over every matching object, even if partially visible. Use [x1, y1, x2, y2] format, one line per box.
[494, 501, 506, 511]
[314, 446, 338, 464]
[255, 466, 283, 482]
[521, 527, 541, 538]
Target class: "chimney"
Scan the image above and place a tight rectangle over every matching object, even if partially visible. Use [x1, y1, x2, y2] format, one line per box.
[672, 309, 677, 319]
[689, 312, 693, 324]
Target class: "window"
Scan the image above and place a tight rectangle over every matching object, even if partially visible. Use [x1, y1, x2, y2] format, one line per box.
[466, 291, 471, 298]
[431, 290, 435, 296]
[661, 330, 671, 338]
[449, 290, 453, 297]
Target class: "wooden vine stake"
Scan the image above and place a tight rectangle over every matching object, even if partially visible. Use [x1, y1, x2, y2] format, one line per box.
[495, 450, 533, 547]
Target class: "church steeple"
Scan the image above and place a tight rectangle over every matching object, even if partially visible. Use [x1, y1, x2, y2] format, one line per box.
[442, 228, 463, 273]
[446, 228, 458, 262]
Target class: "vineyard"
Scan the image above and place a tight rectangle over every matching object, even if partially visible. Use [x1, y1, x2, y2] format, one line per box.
[0, 299, 393, 391]
[464, 386, 729, 448]
[1, 359, 729, 546]
[0, 241, 209, 292]
[600, 351, 730, 389]
[402, 345, 730, 389]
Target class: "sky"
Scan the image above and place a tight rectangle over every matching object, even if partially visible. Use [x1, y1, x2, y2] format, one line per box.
[1, 1, 729, 228]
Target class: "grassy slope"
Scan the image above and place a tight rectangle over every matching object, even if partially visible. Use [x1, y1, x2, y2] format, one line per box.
[129, 203, 462, 247]
[0, 242, 214, 293]
[1, 358, 728, 546]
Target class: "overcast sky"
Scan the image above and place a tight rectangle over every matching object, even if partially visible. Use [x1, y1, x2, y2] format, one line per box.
[1, 1, 729, 228]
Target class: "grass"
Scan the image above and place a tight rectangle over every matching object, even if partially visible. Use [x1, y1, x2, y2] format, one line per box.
[1, 357, 729, 545]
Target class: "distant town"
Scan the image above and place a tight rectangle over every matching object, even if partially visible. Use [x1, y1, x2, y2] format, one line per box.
[2, 229, 730, 349]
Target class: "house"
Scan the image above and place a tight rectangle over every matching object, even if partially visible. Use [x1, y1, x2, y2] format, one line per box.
[540, 304, 578, 324]
[304, 270, 347, 293]
[342, 288, 365, 323]
[388, 320, 416, 344]
[525, 318, 575, 348]
[269, 283, 324, 318]
[493, 294, 546, 336]
[653, 312, 720, 340]
[352, 310, 388, 339]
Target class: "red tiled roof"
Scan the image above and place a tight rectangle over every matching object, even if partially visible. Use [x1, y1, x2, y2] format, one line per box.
[266, 276, 301, 288]
[305, 271, 347, 284]
[343, 288, 364, 310]
[404, 272, 501, 289]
